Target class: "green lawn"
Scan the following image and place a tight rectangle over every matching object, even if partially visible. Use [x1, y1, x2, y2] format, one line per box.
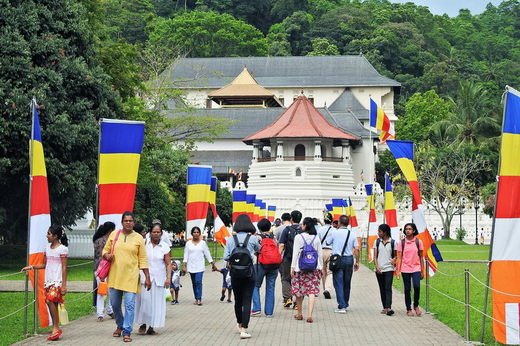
[0, 291, 93, 345]
[363, 239, 498, 345]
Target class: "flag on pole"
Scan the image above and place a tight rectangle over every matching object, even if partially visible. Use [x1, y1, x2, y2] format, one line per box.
[370, 98, 395, 143]
[325, 204, 333, 213]
[490, 86, 520, 345]
[28, 102, 51, 327]
[384, 173, 400, 241]
[253, 199, 262, 226]
[229, 168, 237, 175]
[268, 206, 276, 222]
[209, 177, 230, 246]
[365, 184, 378, 262]
[98, 119, 145, 228]
[331, 198, 344, 221]
[386, 140, 443, 276]
[347, 197, 361, 247]
[232, 190, 247, 223]
[246, 194, 256, 220]
[260, 201, 267, 219]
[186, 165, 212, 236]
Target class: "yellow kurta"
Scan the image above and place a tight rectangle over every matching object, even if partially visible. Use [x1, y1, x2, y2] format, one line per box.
[103, 230, 148, 293]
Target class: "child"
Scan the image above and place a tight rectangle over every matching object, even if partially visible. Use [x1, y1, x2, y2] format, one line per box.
[22, 225, 69, 341]
[170, 260, 182, 304]
[214, 265, 233, 302]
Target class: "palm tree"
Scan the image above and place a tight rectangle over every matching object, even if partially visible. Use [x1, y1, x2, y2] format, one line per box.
[430, 81, 500, 146]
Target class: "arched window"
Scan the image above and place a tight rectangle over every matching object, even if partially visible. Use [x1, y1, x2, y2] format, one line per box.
[295, 168, 302, 177]
[295, 144, 305, 160]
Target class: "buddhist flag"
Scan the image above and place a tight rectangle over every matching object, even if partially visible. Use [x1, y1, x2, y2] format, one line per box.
[260, 201, 267, 219]
[268, 206, 276, 222]
[386, 140, 443, 275]
[186, 165, 212, 235]
[253, 199, 262, 225]
[246, 194, 256, 220]
[370, 98, 395, 143]
[384, 173, 400, 241]
[98, 119, 145, 228]
[232, 190, 247, 223]
[325, 204, 333, 213]
[28, 101, 51, 327]
[347, 197, 361, 247]
[209, 177, 230, 246]
[490, 86, 520, 345]
[331, 199, 344, 221]
[365, 184, 378, 262]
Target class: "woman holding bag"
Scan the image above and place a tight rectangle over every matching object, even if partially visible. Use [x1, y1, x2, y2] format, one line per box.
[93, 221, 115, 321]
[102, 211, 151, 343]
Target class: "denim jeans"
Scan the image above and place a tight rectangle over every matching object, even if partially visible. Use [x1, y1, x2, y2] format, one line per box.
[109, 288, 136, 336]
[252, 264, 278, 315]
[332, 256, 354, 309]
[402, 271, 421, 310]
[190, 271, 204, 301]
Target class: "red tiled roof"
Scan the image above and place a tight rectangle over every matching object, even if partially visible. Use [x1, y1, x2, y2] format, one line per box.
[243, 96, 360, 142]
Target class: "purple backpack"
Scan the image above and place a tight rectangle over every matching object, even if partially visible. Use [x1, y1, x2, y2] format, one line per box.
[298, 234, 318, 271]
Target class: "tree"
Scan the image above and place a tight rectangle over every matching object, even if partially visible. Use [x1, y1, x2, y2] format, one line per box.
[216, 185, 232, 226]
[268, 11, 314, 55]
[307, 38, 340, 56]
[146, 11, 268, 57]
[396, 90, 452, 142]
[103, 0, 156, 44]
[0, 0, 120, 244]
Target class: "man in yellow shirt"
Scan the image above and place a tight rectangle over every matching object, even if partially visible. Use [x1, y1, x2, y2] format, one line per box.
[103, 211, 151, 342]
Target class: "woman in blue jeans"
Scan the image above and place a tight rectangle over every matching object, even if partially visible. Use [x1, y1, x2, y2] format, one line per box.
[252, 218, 279, 317]
[182, 227, 217, 305]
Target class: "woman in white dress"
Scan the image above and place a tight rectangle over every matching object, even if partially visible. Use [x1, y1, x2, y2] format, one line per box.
[135, 223, 171, 335]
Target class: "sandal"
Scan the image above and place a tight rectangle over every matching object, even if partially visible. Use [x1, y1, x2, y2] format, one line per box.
[146, 327, 158, 335]
[97, 317, 104, 322]
[47, 329, 62, 341]
[138, 324, 147, 335]
[306, 317, 314, 323]
[113, 328, 123, 337]
[294, 314, 303, 320]
[123, 335, 132, 342]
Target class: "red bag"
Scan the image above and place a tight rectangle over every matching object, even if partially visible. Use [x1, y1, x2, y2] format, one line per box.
[95, 230, 121, 280]
[258, 237, 282, 270]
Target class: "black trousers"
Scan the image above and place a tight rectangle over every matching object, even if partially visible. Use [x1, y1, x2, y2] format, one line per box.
[402, 272, 421, 310]
[231, 276, 255, 329]
[375, 271, 393, 309]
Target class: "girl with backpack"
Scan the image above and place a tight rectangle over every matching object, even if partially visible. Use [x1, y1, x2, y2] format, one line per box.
[223, 214, 260, 339]
[373, 224, 396, 316]
[396, 222, 425, 317]
[290, 217, 323, 323]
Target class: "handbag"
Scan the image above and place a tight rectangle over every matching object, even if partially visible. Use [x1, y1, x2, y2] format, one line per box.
[329, 230, 350, 272]
[58, 303, 69, 325]
[97, 281, 108, 295]
[95, 230, 121, 281]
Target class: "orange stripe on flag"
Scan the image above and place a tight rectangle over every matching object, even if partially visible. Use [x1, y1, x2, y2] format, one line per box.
[491, 261, 520, 344]
[28, 252, 49, 327]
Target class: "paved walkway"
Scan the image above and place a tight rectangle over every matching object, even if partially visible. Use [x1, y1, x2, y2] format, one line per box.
[14, 263, 465, 345]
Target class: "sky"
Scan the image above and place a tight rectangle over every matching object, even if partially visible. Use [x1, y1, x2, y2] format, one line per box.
[388, 0, 504, 17]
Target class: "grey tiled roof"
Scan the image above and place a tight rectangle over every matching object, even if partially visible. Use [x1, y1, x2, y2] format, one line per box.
[190, 150, 252, 174]
[164, 107, 373, 140]
[328, 89, 370, 119]
[167, 56, 400, 89]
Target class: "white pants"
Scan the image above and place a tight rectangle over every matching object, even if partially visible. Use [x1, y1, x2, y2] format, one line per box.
[96, 276, 113, 318]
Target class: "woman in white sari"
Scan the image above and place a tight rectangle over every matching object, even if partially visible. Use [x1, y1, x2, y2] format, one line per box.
[135, 223, 171, 335]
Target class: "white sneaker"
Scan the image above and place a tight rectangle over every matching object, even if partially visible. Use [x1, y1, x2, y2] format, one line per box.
[240, 331, 251, 339]
[334, 308, 347, 314]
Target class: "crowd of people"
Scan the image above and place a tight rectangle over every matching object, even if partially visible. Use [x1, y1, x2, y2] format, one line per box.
[21, 209, 427, 342]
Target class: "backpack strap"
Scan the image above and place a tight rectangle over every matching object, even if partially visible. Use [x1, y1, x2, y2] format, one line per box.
[321, 226, 332, 245]
[300, 233, 308, 246]
[391, 239, 395, 258]
[340, 231, 351, 256]
[233, 234, 240, 247]
[242, 234, 251, 248]
[415, 238, 420, 255]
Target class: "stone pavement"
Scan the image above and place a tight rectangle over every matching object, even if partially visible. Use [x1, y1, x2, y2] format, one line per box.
[14, 262, 466, 346]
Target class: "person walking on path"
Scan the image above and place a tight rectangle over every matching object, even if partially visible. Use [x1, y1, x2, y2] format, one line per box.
[273, 213, 291, 242]
[252, 218, 280, 317]
[135, 223, 171, 335]
[396, 222, 425, 317]
[102, 211, 151, 343]
[182, 226, 217, 306]
[170, 260, 182, 304]
[278, 210, 302, 309]
[328, 215, 359, 313]
[22, 225, 69, 341]
[373, 224, 396, 316]
[290, 217, 323, 323]
[317, 213, 334, 299]
[224, 214, 261, 339]
[93, 222, 115, 322]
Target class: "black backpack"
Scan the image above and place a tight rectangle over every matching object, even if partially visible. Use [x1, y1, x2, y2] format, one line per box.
[284, 225, 301, 260]
[229, 234, 253, 279]
[375, 238, 396, 259]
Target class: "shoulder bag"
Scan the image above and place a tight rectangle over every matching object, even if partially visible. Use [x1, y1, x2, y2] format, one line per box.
[329, 230, 351, 272]
[95, 230, 121, 281]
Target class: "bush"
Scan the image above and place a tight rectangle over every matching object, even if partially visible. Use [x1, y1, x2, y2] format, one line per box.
[455, 228, 466, 241]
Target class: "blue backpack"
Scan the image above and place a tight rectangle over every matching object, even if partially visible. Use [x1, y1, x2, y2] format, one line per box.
[298, 234, 318, 271]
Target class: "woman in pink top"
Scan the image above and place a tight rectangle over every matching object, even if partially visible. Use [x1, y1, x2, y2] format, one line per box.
[396, 223, 425, 317]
